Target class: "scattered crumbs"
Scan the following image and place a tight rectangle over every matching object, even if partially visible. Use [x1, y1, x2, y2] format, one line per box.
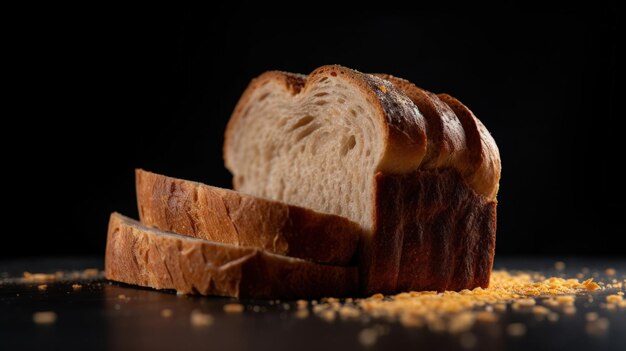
[37, 284, 47, 291]
[459, 332, 477, 349]
[585, 312, 599, 322]
[306, 270, 604, 334]
[506, 323, 527, 337]
[586, 317, 610, 335]
[161, 309, 173, 318]
[117, 294, 130, 301]
[555, 261, 566, 271]
[605, 268, 616, 276]
[252, 306, 261, 313]
[576, 273, 585, 279]
[72, 284, 82, 290]
[114, 304, 121, 310]
[223, 303, 244, 314]
[358, 328, 378, 347]
[282, 303, 291, 310]
[190, 310, 213, 327]
[294, 309, 309, 319]
[617, 292, 624, 296]
[33, 311, 57, 325]
[296, 300, 308, 309]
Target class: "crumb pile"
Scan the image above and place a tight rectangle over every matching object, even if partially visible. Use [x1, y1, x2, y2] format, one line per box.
[304, 270, 618, 333]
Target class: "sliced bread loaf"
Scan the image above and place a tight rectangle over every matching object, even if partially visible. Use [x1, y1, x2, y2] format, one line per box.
[224, 65, 500, 293]
[105, 213, 358, 298]
[135, 169, 361, 265]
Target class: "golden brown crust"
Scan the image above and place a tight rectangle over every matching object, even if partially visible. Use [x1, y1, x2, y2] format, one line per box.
[365, 169, 496, 293]
[136, 169, 361, 265]
[105, 213, 358, 298]
[437, 94, 501, 200]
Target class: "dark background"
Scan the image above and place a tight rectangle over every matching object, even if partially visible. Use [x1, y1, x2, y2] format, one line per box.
[3, 4, 622, 259]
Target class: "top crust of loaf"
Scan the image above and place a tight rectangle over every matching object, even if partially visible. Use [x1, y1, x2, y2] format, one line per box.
[224, 65, 500, 201]
[224, 65, 428, 176]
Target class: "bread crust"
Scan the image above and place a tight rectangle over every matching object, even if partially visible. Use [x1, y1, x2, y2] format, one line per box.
[365, 169, 496, 293]
[105, 213, 358, 298]
[136, 169, 361, 265]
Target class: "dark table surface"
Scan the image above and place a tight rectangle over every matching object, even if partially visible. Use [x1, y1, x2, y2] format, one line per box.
[1, 257, 625, 351]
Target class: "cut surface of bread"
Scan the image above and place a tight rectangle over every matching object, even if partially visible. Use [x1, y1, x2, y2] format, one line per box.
[136, 169, 361, 265]
[105, 213, 358, 298]
[224, 65, 501, 294]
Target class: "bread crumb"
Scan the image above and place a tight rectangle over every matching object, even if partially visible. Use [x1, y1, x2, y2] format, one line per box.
[223, 303, 244, 314]
[555, 261, 566, 271]
[606, 294, 623, 304]
[294, 309, 310, 319]
[475, 311, 498, 323]
[459, 332, 477, 349]
[506, 323, 526, 337]
[338, 306, 360, 319]
[37, 284, 47, 291]
[319, 309, 336, 322]
[512, 298, 535, 310]
[585, 312, 598, 322]
[547, 312, 560, 322]
[563, 306, 577, 315]
[161, 309, 173, 318]
[33, 311, 57, 324]
[617, 292, 624, 296]
[358, 328, 378, 347]
[296, 300, 308, 309]
[605, 268, 616, 276]
[532, 306, 550, 316]
[556, 295, 575, 306]
[586, 317, 610, 335]
[449, 312, 476, 333]
[370, 293, 384, 300]
[83, 268, 99, 277]
[190, 310, 213, 327]
[72, 284, 82, 290]
[379, 85, 387, 93]
[282, 303, 291, 310]
[23, 272, 56, 282]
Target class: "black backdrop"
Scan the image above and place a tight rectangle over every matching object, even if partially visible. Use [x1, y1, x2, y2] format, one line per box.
[4, 4, 622, 259]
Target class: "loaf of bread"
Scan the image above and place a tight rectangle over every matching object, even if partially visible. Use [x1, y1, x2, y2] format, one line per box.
[136, 169, 361, 265]
[224, 65, 501, 294]
[105, 213, 358, 298]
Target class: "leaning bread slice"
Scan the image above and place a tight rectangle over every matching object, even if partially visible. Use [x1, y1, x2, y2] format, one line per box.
[105, 213, 358, 298]
[136, 169, 361, 265]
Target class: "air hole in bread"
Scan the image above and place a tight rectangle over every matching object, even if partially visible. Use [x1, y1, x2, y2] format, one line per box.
[295, 123, 321, 142]
[314, 92, 329, 97]
[338, 98, 346, 104]
[258, 92, 271, 102]
[315, 100, 328, 106]
[340, 135, 357, 156]
[289, 115, 315, 131]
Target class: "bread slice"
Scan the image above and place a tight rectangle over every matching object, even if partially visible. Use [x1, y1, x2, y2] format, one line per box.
[105, 213, 358, 298]
[224, 65, 500, 294]
[135, 169, 361, 265]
